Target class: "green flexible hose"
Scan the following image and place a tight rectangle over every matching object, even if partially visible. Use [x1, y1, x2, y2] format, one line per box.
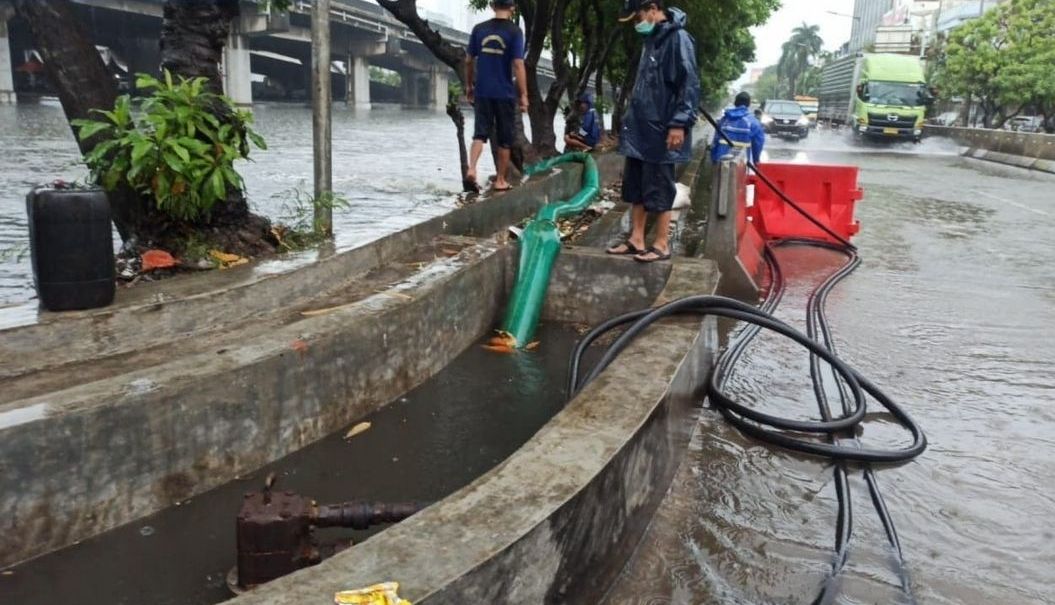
[500, 153, 600, 348]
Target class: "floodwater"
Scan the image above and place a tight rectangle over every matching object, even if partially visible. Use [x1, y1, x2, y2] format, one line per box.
[0, 323, 587, 605]
[0, 101, 509, 308]
[606, 130, 1055, 604]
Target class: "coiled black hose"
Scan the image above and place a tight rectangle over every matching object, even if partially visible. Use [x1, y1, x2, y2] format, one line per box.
[568, 110, 925, 601]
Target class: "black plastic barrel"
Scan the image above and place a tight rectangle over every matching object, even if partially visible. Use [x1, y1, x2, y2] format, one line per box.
[26, 187, 115, 311]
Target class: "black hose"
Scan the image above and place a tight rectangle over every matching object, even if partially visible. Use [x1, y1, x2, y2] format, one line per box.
[567, 109, 925, 600]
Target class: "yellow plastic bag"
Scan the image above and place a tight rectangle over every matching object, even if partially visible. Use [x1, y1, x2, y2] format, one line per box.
[334, 582, 411, 605]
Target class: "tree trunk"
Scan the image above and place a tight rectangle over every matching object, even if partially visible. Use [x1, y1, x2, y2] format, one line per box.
[611, 41, 642, 139]
[159, 0, 235, 93]
[13, 0, 147, 241]
[156, 0, 274, 256]
[375, 0, 477, 190]
[595, 70, 605, 136]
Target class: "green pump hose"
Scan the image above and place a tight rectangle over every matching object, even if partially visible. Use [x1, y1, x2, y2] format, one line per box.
[500, 153, 600, 348]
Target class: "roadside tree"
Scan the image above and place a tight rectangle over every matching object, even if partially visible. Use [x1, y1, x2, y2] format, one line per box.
[14, 0, 288, 257]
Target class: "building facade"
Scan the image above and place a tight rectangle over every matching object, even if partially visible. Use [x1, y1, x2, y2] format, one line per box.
[849, 0, 896, 52]
[935, 0, 1008, 33]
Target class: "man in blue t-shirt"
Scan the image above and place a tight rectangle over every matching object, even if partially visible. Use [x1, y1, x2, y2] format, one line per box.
[465, 0, 528, 193]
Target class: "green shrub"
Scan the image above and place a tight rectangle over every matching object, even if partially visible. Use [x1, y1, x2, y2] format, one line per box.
[73, 71, 267, 221]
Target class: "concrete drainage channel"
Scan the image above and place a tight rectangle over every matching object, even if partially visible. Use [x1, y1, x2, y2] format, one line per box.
[0, 150, 721, 603]
[3, 322, 585, 605]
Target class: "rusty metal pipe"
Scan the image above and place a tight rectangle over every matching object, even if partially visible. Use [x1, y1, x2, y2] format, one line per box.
[314, 501, 428, 530]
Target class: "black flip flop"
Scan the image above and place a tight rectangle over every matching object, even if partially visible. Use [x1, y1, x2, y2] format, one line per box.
[634, 246, 672, 263]
[606, 241, 641, 256]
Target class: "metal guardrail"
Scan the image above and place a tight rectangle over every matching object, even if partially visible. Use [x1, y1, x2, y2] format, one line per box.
[290, 0, 556, 78]
[69, 0, 557, 79]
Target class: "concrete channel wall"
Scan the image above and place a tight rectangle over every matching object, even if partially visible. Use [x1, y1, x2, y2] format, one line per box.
[0, 153, 625, 379]
[925, 125, 1055, 173]
[0, 153, 627, 567]
[226, 257, 719, 605]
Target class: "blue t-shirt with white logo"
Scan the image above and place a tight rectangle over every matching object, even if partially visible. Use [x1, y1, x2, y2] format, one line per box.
[468, 18, 525, 101]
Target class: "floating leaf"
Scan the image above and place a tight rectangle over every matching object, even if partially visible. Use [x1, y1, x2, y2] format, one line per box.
[344, 422, 372, 440]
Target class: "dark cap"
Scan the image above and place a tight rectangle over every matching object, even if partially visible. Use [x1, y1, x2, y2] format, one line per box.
[492, 0, 515, 7]
[618, 0, 660, 22]
[734, 91, 752, 107]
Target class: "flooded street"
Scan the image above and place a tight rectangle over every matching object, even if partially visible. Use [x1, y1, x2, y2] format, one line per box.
[4, 102, 1054, 605]
[0, 102, 501, 307]
[608, 131, 1055, 604]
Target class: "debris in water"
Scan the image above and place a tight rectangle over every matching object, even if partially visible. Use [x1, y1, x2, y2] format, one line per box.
[483, 330, 518, 353]
[334, 581, 411, 605]
[525, 341, 541, 351]
[210, 250, 249, 270]
[344, 422, 372, 440]
[2, 570, 13, 576]
[139, 526, 155, 537]
[291, 339, 310, 355]
[141, 249, 178, 272]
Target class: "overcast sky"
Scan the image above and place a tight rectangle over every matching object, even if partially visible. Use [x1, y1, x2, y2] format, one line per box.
[738, 0, 857, 84]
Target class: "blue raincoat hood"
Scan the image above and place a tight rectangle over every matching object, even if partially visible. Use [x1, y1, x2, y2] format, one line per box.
[723, 106, 751, 120]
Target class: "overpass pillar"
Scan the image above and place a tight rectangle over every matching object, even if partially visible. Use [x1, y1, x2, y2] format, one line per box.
[0, 6, 15, 105]
[343, 39, 386, 109]
[401, 71, 423, 108]
[346, 54, 370, 109]
[222, 32, 252, 107]
[428, 65, 449, 112]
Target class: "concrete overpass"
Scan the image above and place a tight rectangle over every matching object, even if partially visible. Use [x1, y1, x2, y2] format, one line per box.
[1, 0, 559, 109]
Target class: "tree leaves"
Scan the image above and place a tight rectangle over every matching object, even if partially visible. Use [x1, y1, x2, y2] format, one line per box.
[76, 70, 269, 221]
[935, 0, 1055, 130]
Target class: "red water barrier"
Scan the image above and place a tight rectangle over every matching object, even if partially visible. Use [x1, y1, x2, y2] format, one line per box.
[747, 163, 862, 244]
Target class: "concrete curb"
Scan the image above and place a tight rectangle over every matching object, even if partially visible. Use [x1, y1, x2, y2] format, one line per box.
[965, 148, 1055, 175]
[0, 153, 626, 380]
[923, 125, 1055, 175]
[223, 257, 719, 605]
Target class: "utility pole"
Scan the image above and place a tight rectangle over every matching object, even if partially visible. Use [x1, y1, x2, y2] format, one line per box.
[312, 0, 333, 236]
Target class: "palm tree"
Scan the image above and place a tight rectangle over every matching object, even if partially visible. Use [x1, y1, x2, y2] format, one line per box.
[777, 23, 823, 97]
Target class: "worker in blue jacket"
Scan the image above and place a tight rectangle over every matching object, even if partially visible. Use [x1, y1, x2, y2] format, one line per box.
[711, 91, 766, 165]
[606, 0, 700, 263]
[565, 93, 602, 152]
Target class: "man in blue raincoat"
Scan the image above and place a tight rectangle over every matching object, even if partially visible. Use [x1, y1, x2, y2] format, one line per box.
[711, 91, 766, 164]
[606, 0, 700, 263]
[565, 93, 602, 152]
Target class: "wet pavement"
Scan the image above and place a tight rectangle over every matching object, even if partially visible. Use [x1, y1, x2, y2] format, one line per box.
[0, 323, 587, 605]
[606, 131, 1055, 604]
[0, 102, 506, 308]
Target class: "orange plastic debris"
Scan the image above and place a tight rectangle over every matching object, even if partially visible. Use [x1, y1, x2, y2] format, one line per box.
[483, 331, 518, 354]
[141, 249, 178, 272]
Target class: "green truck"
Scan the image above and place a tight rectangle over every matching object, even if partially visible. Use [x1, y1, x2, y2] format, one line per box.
[818, 53, 932, 142]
